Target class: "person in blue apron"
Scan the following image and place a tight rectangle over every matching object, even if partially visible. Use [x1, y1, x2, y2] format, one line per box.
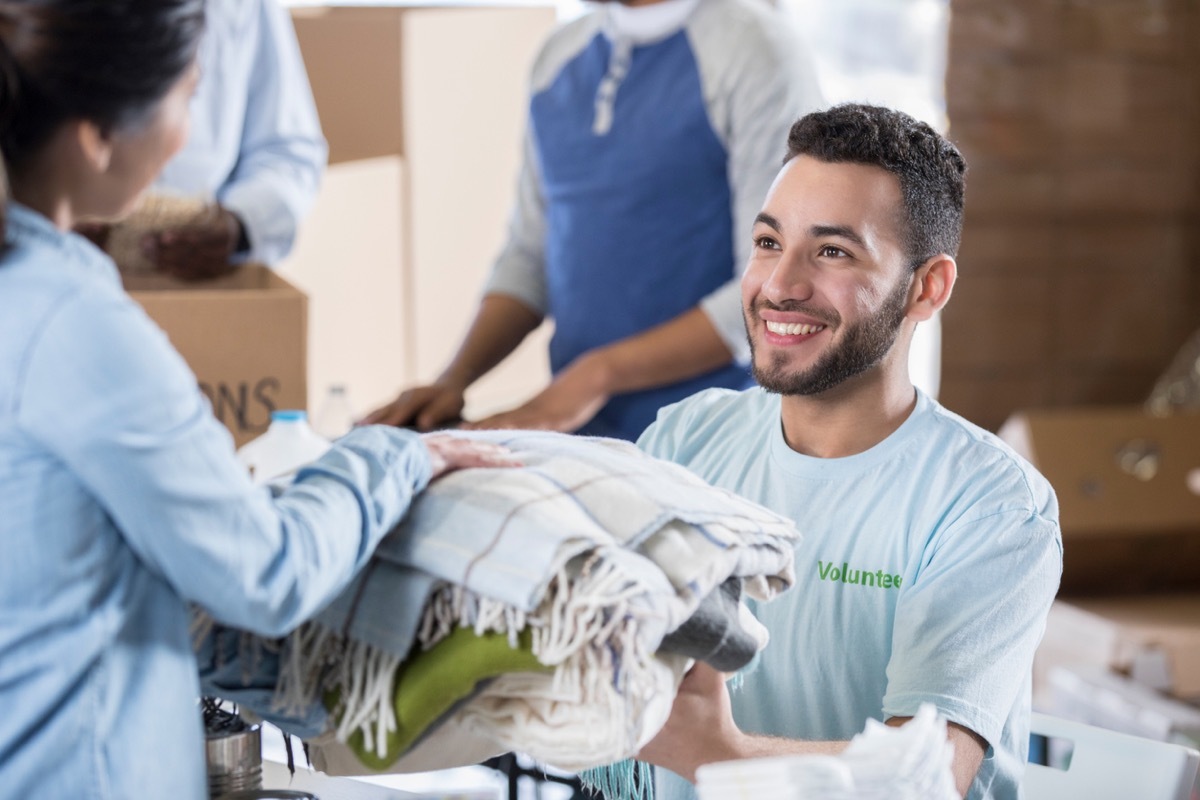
[364, 0, 824, 442]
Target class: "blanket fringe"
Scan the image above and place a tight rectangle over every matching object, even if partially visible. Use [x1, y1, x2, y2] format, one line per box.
[192, 547, 670, 772]
[330, 639, 403, 758]
[580, 760, 655, 800]
[265, 546, 667, 768]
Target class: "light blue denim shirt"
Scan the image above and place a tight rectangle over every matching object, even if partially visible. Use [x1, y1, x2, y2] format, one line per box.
[155, 0, 327, 265]
[0, 203, 430, 798]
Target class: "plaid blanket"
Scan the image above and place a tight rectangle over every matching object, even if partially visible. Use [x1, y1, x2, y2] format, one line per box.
[204, 431, 802, 777]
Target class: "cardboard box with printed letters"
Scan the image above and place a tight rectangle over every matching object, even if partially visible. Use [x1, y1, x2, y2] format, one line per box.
[123, 266, 308, 448]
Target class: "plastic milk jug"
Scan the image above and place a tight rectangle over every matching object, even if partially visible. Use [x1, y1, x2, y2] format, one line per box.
[314, 383, 356, 441]
[236, 410, 332, 486]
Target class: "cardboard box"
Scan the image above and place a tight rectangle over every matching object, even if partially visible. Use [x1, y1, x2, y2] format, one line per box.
[1005, 407, 1200, 714]
[278, 156, 408, 417]
[1041, 663, 1200, 742]
[285, 5, 555, 416]
[289, 6, 405, 167]
[124, 266, 308, 447]
[1037, 596, 1200, 704]
[999, 406, 1200, 595]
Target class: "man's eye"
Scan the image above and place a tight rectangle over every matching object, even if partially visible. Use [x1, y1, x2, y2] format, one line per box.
[819, 245, 846, 258]
[754, 236, 780, 250]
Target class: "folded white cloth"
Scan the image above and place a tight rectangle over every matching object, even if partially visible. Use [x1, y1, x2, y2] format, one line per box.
[695, 704, 960, 800]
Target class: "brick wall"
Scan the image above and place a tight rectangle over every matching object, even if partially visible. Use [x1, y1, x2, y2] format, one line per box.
[942, 0, 1200, 431]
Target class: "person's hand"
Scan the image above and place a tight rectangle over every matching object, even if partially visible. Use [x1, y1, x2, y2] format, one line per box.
[637, 661, 745, 784]
[463, 353, 609, 434]
[74, 221, 112, 250]
[142, 205, 243, 281]
[421, 433, 519, 480]
[360, 381, 467, 431]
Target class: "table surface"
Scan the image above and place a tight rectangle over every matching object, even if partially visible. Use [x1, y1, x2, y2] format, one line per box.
[263, 759, 499, 800]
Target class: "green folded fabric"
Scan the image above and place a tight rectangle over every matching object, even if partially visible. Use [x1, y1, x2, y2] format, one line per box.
[330, 626, 550, 769]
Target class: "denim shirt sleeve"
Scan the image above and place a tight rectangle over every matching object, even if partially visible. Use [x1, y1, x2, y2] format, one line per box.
[15, 286, 429, 637]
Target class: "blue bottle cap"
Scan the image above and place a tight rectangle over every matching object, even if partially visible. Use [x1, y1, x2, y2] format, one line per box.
[271, 409, 308, 423]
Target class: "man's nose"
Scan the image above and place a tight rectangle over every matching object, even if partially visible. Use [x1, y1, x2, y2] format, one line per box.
[762, 253, 816, 305]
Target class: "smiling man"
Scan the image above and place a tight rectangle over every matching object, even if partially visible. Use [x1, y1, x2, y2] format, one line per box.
[635, 104, 1063, 800]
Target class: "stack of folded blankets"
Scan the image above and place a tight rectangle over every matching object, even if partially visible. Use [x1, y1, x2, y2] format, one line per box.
[694, 704, 960, 800]
[197, 430, 802, 788]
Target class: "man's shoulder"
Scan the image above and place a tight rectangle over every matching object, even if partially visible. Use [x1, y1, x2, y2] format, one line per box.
[529, 12, 604, 92]
[639, 387, 774, 460]
[690, 0, 786, 36]
[924, 399, 1042, 473]
[661, 386, 774, 424]
[921, 397, 1059, 522]
[687, 0, 796, 59]
[684, 0, 814, 116]
[541, 9, 603, 47]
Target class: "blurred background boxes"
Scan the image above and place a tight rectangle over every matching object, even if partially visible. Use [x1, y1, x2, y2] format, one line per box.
[1039, 664, 1200, 752]
[942, 0, 1200, 434]
[1000, 405, 1200, 751]
[123, 267, 308, 448]
[118, 4, 556, 451]
[281, 4, 557, 419]
[1037, 597, 1200, 707]
[1000, 406, 1200, 596]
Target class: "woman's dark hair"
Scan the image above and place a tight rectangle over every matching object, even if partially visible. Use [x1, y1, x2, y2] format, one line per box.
[785, 103, 967, 269]
[0, 0, 205, 237]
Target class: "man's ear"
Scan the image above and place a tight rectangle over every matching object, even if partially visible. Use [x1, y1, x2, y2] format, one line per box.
[907, 254, 956, 322]
[74, 120, 114, 174]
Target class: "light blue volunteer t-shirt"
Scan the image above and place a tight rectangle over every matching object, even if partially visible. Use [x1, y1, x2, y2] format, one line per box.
[638, 387, 1062, 800]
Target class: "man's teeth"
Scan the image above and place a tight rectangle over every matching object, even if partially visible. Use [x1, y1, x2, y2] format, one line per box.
[765, 321, 826, 336]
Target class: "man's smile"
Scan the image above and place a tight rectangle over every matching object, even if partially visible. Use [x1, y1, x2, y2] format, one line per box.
[764, 320, 827, 337]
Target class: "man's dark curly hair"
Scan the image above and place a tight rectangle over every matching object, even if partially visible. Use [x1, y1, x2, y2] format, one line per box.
[786, 103, 966, 268]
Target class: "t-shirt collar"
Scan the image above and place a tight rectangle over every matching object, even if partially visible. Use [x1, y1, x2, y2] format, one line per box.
[768, 388, 931, 480]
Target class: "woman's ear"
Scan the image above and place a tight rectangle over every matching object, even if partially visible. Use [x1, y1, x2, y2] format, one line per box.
[907, 254, 956, 323]
[75, 120, 114, 174]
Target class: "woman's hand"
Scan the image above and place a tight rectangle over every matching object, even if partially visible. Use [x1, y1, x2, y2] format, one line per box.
[421, 433, 520, 480]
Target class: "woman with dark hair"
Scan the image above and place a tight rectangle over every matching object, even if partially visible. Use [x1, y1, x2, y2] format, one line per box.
[0, 3, 509, 797]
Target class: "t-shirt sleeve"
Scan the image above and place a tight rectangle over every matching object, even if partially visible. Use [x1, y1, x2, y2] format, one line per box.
[689, 7, 825, 364]
[482, 122, 549, 316]
[883, 507, 1062, 748]
[219, 0, 327, 265]
[636, 395, 696, 462]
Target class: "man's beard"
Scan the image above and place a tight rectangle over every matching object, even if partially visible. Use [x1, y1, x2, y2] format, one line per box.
[746, 275, 911, 397]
